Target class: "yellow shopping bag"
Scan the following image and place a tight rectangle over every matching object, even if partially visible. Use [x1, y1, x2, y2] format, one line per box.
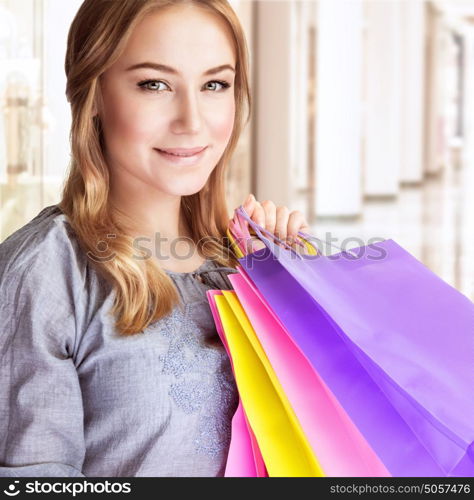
[215, 290, 324, 477]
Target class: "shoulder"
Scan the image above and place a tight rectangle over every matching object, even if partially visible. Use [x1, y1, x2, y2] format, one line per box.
[0, 205, 104, 352]
[0, 205, 88, 295]
[0, 205, 110, 355]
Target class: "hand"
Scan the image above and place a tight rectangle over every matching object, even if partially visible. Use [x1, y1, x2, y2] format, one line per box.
[239, 194, 311, 250]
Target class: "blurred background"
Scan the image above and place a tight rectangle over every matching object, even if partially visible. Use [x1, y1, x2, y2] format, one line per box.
[0, 0, 473, 300]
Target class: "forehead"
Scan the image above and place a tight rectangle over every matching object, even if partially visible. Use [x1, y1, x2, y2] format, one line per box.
[116, 5, 236, 72]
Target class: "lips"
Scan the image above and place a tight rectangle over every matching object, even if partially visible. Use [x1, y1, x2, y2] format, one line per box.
[154, 146, 207, 165]
[157, 146, 207, 157]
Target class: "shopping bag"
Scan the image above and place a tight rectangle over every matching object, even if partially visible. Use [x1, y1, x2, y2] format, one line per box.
[207, 290, 267, 477]
[226, 269, 390, 476]
[209, 290, 324, 477]
[233, 205, 474, 477]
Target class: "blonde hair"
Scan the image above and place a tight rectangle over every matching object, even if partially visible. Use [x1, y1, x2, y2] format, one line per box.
[59, 0, 251, 335]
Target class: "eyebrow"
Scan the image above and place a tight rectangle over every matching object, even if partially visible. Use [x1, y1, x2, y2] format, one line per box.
[126, 62, 236, 75]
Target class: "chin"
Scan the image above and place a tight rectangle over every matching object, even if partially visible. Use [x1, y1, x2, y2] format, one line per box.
[162, 180, 209, 197]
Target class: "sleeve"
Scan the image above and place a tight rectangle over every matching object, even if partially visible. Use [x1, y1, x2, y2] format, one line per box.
[0, 258, 87, 477]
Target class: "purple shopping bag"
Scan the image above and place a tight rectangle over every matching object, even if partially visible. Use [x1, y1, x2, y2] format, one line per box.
[234, 206, 474, 477]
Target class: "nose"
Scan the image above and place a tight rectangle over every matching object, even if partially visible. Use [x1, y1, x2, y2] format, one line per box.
[171, 88, 203, 134]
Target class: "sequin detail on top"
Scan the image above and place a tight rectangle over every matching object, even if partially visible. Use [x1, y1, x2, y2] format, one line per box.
[157, 302, 239, 458]
[193, 368, 237, 457]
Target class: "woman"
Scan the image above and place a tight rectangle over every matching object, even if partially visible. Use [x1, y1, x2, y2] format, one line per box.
[0, 0, 310, 477]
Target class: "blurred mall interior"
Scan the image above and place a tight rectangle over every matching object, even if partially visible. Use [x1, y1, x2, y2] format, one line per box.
[0, 0, 473, 300]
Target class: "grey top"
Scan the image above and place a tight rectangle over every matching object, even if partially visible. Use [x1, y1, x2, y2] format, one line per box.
[0, 205, 240, 477]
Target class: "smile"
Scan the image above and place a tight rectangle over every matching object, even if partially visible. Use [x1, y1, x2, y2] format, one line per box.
[154, 147, 208, 165]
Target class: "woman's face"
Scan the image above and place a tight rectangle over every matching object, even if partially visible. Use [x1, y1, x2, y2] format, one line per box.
[98, 4, 236, 198]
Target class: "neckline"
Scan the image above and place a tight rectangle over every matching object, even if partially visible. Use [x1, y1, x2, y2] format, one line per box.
[163, 258, 211, 276]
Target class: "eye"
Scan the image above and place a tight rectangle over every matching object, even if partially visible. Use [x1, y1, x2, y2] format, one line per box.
[204, 80, 231, 92]
[137, 80, 169, 93]
[137, 79, 231, 93]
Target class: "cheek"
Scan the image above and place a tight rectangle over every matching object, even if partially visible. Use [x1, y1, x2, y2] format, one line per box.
[210, 101, 235, 144]
[102, 88, 158, 145]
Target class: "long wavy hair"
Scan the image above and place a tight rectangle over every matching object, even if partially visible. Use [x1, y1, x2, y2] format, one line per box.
[59, 0, 251, 335]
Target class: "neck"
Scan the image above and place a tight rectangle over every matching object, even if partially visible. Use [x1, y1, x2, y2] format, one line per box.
[107, 157, 201, 264]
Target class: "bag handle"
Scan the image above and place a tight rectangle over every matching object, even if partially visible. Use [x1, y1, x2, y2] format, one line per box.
[235, 206, 359, 258]
[235, 206, 303, 257]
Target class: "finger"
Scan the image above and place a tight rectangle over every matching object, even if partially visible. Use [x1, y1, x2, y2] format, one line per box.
[260, 200, 277, 234]
[286, 210, 307, 241]
[242, 193, 256, 218]
[296, 221, 312, 249]
[247, 202, 266, 252]
[275, 205, 290, 240]
[252, 202, 266, 227]
[299, 219, 311, 234]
